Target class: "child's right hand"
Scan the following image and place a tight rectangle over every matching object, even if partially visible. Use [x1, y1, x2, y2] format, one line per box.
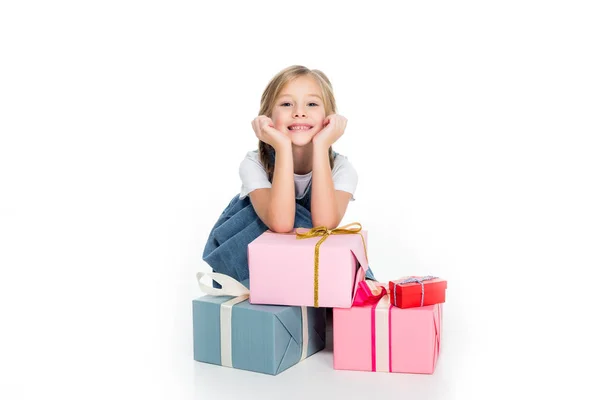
[251, 116, 291, 151]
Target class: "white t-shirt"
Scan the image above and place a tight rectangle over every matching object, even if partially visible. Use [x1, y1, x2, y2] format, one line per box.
[238, 150, 358, 201]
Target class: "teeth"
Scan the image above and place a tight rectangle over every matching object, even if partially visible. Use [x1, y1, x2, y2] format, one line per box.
[290, 126, 311, 130]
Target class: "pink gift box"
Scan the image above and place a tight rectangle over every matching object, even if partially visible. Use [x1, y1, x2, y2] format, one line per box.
[333, 296, 442, 374]
[247, 229, 369, 308]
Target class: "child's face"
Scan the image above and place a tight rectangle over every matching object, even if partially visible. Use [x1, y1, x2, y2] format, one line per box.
[271, 75, 327, 147]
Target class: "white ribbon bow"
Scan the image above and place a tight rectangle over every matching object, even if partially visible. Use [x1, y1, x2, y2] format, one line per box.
[197, 272, 309, 368]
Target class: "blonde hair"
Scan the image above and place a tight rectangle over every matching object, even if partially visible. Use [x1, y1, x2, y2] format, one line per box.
[258, 65, 336, 182]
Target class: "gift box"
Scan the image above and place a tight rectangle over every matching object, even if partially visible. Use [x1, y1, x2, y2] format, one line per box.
[388, 276, 447, 308]
[333, 282, 442, 374]
[248, 223, 370, 308]
[193, 272, 326, 375]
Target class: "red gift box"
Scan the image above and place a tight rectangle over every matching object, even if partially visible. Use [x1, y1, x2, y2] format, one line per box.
[388, 276, 447, 308]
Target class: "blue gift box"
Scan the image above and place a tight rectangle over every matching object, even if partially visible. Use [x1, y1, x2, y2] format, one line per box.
[192, 276, 326, 375]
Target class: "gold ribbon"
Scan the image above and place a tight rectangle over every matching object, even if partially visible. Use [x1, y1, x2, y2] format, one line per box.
[296, 222, 369, 307]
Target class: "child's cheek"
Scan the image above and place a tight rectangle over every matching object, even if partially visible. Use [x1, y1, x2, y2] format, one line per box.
[271, 118, 285, 132]
[277, 123, 288, 133]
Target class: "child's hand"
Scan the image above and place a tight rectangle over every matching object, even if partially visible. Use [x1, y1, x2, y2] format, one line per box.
[312, 114, 347, 148]
[251, 115, 291, 151]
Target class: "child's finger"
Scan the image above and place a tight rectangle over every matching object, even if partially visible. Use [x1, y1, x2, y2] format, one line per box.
[261, 122, 274, 134]
[264, 125, 281, 137]
[259, 116, 273, 125]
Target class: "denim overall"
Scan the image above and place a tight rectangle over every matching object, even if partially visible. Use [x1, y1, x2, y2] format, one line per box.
[202, 150, 375, 288]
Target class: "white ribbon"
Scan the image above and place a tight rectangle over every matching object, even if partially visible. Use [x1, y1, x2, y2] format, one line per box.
[374, 294, 391, 372]
[196, 271, 309, 368]
[300, 306, 308, 361]
[196, 271, 250, 297]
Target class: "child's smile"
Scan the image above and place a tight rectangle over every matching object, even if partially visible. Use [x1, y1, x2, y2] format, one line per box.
[288, 123, 314, 132]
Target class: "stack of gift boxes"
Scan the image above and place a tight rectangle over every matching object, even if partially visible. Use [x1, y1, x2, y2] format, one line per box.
[192, 223, 447, 375]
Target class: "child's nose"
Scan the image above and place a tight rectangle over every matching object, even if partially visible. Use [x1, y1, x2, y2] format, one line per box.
[293, 108, 307, 117]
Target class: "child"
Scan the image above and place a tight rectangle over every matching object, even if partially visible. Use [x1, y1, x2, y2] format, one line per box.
[203, 65, 375, 287]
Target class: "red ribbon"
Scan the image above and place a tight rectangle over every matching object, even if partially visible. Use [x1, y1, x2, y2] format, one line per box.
[353, 280, 388, 306]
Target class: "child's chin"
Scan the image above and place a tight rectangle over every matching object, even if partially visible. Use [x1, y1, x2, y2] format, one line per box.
[290, 136, 314, 147]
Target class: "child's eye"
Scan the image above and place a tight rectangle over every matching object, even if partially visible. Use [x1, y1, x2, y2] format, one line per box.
[280, 102, 319, 107]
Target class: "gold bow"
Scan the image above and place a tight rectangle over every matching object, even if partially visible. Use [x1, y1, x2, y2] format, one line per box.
[296, 222, 369, 307]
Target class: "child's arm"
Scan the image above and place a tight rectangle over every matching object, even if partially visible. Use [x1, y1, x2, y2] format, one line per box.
[249, 117, 296, 233]
[310, 115, 351, 229]
[248, 143, 295, 232]
[310, 143, 352, 229]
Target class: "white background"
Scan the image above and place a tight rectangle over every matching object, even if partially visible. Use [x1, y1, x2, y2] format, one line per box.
[1, 1, 599, 399]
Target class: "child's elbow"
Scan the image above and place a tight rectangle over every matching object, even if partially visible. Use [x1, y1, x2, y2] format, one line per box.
[269, 222, 294, 233]
[267, 215, 294, 233]
[266, 210, 294, 233]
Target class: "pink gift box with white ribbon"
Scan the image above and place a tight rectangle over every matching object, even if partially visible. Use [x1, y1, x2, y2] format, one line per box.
[333, 281, 442, 374]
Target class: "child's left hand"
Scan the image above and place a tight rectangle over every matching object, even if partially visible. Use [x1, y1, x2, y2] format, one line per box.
[312, 114, 347, 148]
